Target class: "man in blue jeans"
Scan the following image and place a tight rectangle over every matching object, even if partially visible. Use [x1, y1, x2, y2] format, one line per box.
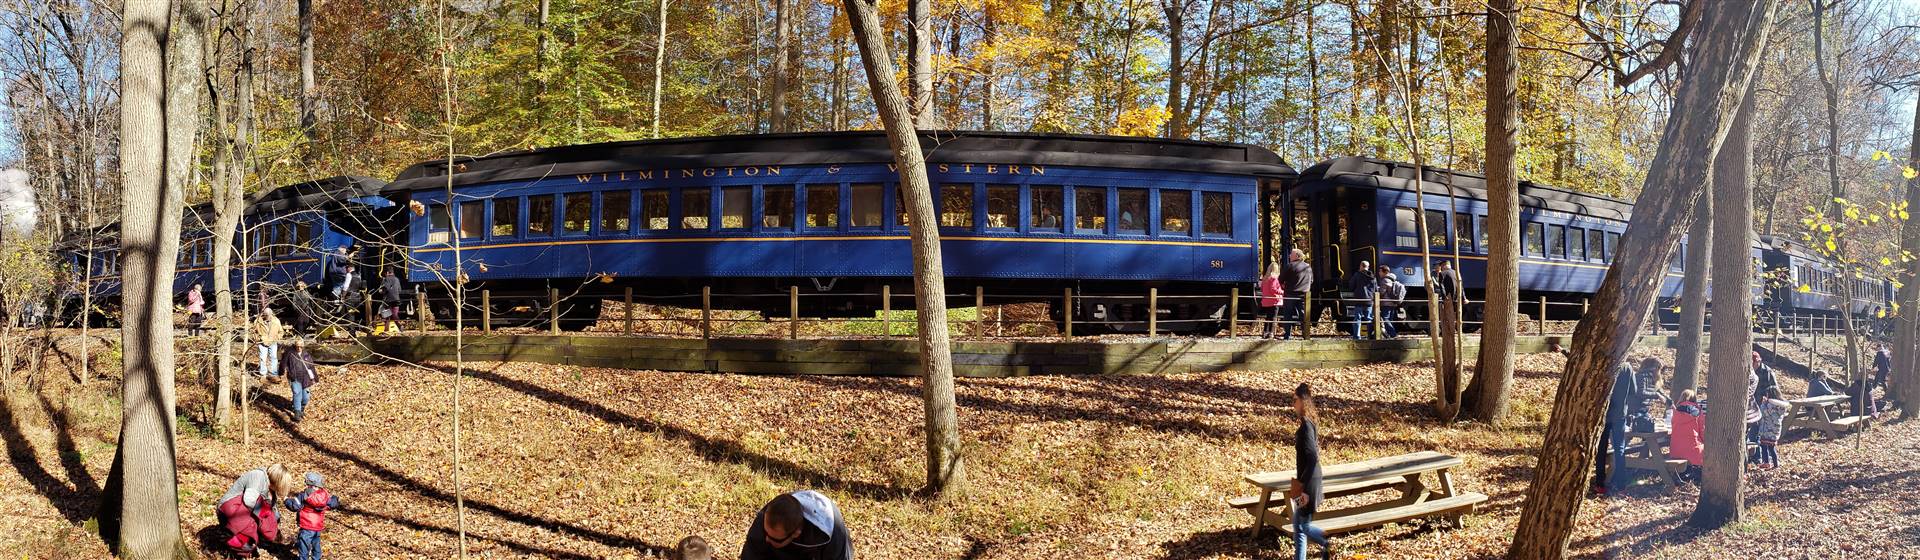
[1593, 359, 1651, 495]
[1344, 263, 1377, 340]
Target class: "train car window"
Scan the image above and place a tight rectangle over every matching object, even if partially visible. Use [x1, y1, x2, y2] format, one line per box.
[807, 185, 840, 229]
[492, 197, 519, 237]
[939, 184, 974, 228]
[528, 196, 555, 237]
[1076, 187, 1106, 233]
[1160, 189, 1191, 235]
[1547, 225, 1565, 259]
[1031, 186, 1063, 232]
[986, 185, 1018, 230]
[641, 190, 669, 230]
[285, 221, 303, 254]
[1394, 207, 1418, 247]
[1454, 213, 1473, 252]
[720, 187, 750, 229]
[680, 188, 709, 230]
[1605, 231, 1620, 260]
[1116, 188, 1148, 234]
[458, 202, 485, 240]
[1586, 229, 1605, 261]
[602, 190, 632, 234]
[1476, 216, 1488, 253]
[1425, 209, 1449, 249]
[428, 206, 451, 245]
[1524, 222, 1544, 256]
[850, 184, 882, 227]
[1202, 191, 1232, 237]
[563, 192, 592, 234]
[1570, 228, 1587, 260]
[896, 186, 911, 228]
[1671, 245, 1684, 271]
[763, 185, 794, 230]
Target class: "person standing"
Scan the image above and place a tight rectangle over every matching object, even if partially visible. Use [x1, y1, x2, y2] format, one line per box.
[741, 490, 853, 560]
[253, 311, 283, 379]
[1594, 360, 1646, 495]
[1280, 249, 1314, 340]
[1259, 263, 1285, 339]
[1343, 262, 1377, 340]
[186, 283, 206, 336]
[1873, 343, 1891, 391]
[288, 281, 316, 337]
[326, 247, 352, 300]
[283, 472, 341, 560]
[1374, 265, 1404, 339]
[281, 339, 317, 423]
[378, 269, 404, 334]
[1286, 382, 1331, 560]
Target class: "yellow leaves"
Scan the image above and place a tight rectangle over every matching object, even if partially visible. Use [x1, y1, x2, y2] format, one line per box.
[1873, 150, 1891, 161]
[1880, 257, 1893, 267]
[1905, 166, 1918, 180]
[1109, 106, 1170, 137]
[1798, 284, 1813, 293]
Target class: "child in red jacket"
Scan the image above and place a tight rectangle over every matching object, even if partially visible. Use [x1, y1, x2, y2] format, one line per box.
[284, 472, 341, 560]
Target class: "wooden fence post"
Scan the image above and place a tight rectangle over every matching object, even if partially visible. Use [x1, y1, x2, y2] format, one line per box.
[1304, 290, 1313, 339]
[1371, 289, 1382, 340]
[1538, 296, 1548, 335]
[623, 287, 634, 336]
[996, 306, 1005, 337]
[481, 289, 491, 334]
[1228, 287, 1240, 337]
[789, 285, 800, 340]
[548, 288, 560, 335]
[882, 284, 892, 337]
[701, 286, 712, 341]
[975, 286, 985, 338]
[1148, 287, 1158, 337]
[1063, 288, 1074, 338]
[416, 289, 428, 333]
[1582, 298, 1589, 315]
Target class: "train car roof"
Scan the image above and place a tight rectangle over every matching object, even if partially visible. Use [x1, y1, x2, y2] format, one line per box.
[53, 175, 389, 251]
[1296, 156, 1636, 221]
[384, 130, 1298, 193]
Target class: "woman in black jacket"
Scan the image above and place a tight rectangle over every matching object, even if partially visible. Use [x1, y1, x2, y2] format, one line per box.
[1286, 382, 1331, 560]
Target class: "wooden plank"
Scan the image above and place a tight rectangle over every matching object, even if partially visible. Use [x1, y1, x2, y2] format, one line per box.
[1245, 451, 1460, 490]
[1274, 493, 1487, 537]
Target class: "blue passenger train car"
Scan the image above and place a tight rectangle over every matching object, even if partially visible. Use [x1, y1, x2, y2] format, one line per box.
[54, 176, 396, 325]
[382, 131, 1297, 333]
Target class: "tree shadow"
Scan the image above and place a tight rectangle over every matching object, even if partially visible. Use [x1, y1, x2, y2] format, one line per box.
[422, 362, 919, 501]
[1155, 524, 1280, 560]
[0, 392, 101, 527]
[250, 391, 672, 556]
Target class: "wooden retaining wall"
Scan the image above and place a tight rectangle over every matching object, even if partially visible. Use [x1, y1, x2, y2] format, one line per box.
[316, 334, 1686, 377]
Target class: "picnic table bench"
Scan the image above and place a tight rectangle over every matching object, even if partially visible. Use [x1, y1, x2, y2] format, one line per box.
[1785, 395, 1867, 440]
[1229, 451, 1487, 540]
[1621, 428, 1689, 488]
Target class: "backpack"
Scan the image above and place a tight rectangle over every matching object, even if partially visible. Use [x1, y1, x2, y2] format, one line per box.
[1383, 278, 1406, 302]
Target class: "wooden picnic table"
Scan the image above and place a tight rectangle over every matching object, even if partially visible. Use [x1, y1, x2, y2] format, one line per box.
[1621, 427, 1688, 488]
[1231, 450, 1486, 540]
[1785, 394, 1865, 440]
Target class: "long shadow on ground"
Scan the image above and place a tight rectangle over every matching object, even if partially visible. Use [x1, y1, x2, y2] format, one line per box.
[249, 391, 672, 556]
[422, 362, 919, 501]
[0, 392, 101, 527]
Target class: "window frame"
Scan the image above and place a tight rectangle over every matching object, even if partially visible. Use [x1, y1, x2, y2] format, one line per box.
[1586, 228, 1605, 262]
[848, 183, 884, 230]
[719, 186, 752, 231]
[640, 189, 670, 231]
[457, 200, 486, 240]
[1115, 187, 1149, 235]
[678, 187, 711, 231]
[1201, 191, 1233, 238]
[806, 184, 842, 231]
[491, 196, 520, 239]
[1424, 209, 1450, 250]
[1073, 186, 1107, 235]
[1029, 185, 1065, 234]
[600, 189, 632, 236]
[1393, 206, 1419, 247]
[986, 184, 1019, 231]
[1523, 222, 1545, 257]
[938, 183, 975, 231]
[759, 184, 795, 232]
[561, 192, 594, 236]
[1547, 224, 1566, 260]
[527, 195, 557, 238]
[1159, 189, 1193, 237]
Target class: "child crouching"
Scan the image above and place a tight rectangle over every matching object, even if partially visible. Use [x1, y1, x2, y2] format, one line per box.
[284, 472, 341, 560]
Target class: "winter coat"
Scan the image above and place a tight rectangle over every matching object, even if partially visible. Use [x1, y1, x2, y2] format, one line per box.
[282, 349, 317, 387]
[1258, 276, 1284, 308]
[380, 275, 403, 305]
[1669, 401, 1706, 466]
[285, 487, 339, 532]
[1755, 398, 1790, 442]
[1281, 260, 1313, 295]
[187, 289, 205, 314]
[255, 316, 283, 345]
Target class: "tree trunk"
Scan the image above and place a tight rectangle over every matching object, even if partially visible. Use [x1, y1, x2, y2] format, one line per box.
[104, 0, 200, 555]
[906, 0, 938, 128]
[651, 0, 668, 138]
[1467, 0, 1518, 422]
[1673, 193, 1712, 403]
[841, 0, 964, 494]
[1507, 1, 1778, 557]
[1163, 0, 1184, 138]
[1896, 88, 1920, 419]
[1810, 0, 1861, 386]
[297, 0, 315, 139]
[1304, 11, 1321, 158]
[769, 0, 791, 133]
[1689, 75, 1759, 530]
[981, 13, 996, 131]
